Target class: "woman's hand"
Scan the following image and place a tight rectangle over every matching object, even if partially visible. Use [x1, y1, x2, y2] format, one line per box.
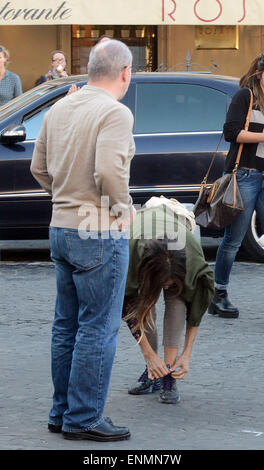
[170, 325, 198, 379]
[170, 353, 190, 380]
[58, 70, 68, 78]
[144, 351, 170, 379]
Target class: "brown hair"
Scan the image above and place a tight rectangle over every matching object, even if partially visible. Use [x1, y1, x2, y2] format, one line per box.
[125, 236, 186, 341]
[0, 45, 10, 66]
[50, 50, 67, 63]
[240, 53, 264, 112]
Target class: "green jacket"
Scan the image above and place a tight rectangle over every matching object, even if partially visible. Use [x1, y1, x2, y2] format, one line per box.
[125, 205, 214, 327]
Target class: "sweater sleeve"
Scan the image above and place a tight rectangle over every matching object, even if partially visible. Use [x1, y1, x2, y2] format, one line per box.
[13, 74, 22, 98]
[185, 270, 215, 326]
[223, 88, 251, 143]
[30, 112, 52, 195]
[94, 104, 135, 217]
[182, 230, 215, 327]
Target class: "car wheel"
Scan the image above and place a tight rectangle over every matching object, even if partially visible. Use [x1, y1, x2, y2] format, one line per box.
[242, 210, 264, 262]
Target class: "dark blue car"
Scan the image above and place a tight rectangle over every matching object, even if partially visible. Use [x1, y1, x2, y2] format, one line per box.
[0, 72, 263, 261]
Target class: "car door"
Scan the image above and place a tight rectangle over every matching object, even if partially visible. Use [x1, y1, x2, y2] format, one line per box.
[0, 102, 57, 236]
[129, 80, 230, 206]
[11, 104, 55, 233]
[0, 143, 16, 232]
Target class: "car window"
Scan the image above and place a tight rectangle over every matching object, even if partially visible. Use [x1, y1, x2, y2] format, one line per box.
[23, 106, 53, 140]
[135, 83, 227, 134]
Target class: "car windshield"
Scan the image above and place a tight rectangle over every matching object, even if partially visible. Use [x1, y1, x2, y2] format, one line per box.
[0, 83, 65, 121]
[0, 76, 87, 121]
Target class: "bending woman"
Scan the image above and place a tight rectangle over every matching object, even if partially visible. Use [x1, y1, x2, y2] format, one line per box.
[209, 53, 264, 319]
[122, 203, 214, 404]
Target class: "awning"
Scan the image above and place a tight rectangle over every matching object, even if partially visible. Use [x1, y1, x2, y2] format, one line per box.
[0, 0, 261, 26]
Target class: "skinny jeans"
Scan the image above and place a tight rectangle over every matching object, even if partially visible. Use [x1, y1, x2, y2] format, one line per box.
[215, 168, 264, 289]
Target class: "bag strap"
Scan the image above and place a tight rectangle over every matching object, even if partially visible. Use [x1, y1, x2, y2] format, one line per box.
[201, 132, 224, 185]
[233, 88, 253, 173]
[201, 88, 253, 185]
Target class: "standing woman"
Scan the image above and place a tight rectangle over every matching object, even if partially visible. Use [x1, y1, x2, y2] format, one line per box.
[209, 53, 264, 319]
[0, 45, 22, 106]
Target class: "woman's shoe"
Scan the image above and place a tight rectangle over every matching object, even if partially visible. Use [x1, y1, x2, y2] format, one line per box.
[208, 289, 239, 318]
[128, 367, 161, 395]
[159, 373, 180, 404]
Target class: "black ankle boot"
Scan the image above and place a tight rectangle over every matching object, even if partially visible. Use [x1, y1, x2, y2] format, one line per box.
[208, 289, 239, 318]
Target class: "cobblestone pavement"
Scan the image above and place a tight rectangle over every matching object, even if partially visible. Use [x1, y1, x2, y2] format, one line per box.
[0, 243, 264, 451]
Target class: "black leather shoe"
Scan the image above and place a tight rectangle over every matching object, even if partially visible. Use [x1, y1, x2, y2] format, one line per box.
[208, 289, 239, 318]
[62, 418, 130, 442]
[48, 417, 115, 434]
[48, 423, 62, 433]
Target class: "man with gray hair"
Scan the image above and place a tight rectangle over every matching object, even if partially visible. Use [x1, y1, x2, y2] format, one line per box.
[31, 40, 135, 441]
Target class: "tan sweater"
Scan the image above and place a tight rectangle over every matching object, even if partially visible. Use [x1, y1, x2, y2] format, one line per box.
[31, 85, 135, 231]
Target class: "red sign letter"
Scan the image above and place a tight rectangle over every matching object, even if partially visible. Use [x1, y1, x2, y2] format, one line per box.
[237, 0, 246, 23]
[162, 0, 177, 22]
[194, 0, 223, 23]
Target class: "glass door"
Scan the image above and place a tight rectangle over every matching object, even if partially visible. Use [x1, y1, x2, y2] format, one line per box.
[71, 25, 157, 74]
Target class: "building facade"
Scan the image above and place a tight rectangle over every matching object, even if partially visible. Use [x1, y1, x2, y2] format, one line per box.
[2, 24, 264, 91]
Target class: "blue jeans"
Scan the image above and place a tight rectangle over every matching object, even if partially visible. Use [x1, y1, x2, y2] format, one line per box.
[48, 227, 129, 432]
[215, 168, 264, 288]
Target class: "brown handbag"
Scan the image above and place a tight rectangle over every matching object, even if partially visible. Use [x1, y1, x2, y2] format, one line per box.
[193, 88, 253, 230]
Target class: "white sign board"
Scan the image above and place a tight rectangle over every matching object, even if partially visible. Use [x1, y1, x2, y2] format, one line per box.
[0, 1, 261, 26]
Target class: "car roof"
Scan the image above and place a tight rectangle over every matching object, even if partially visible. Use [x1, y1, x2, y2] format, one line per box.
[134, 71, 238, 80]
[46, 71, 239, 81]
[0, 72, 239, 123]
[38, 72, 239, 85]
[65, 71, 239, 91]
[131, 72, 239, 87]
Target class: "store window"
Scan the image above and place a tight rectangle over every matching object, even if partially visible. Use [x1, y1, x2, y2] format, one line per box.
[71, 25, 157, 74]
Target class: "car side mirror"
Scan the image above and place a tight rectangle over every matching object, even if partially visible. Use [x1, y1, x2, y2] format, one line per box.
[0, 124, 26, 144]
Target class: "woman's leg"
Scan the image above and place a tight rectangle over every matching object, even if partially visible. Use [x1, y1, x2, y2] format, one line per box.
[211, 170, 263, 317]
[255, 179, 264, 243]
[160, 290, 186, 404]
[163, 291, 186, 369]
[124, 304, 162, 394]
[215, 171, 263, 288]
